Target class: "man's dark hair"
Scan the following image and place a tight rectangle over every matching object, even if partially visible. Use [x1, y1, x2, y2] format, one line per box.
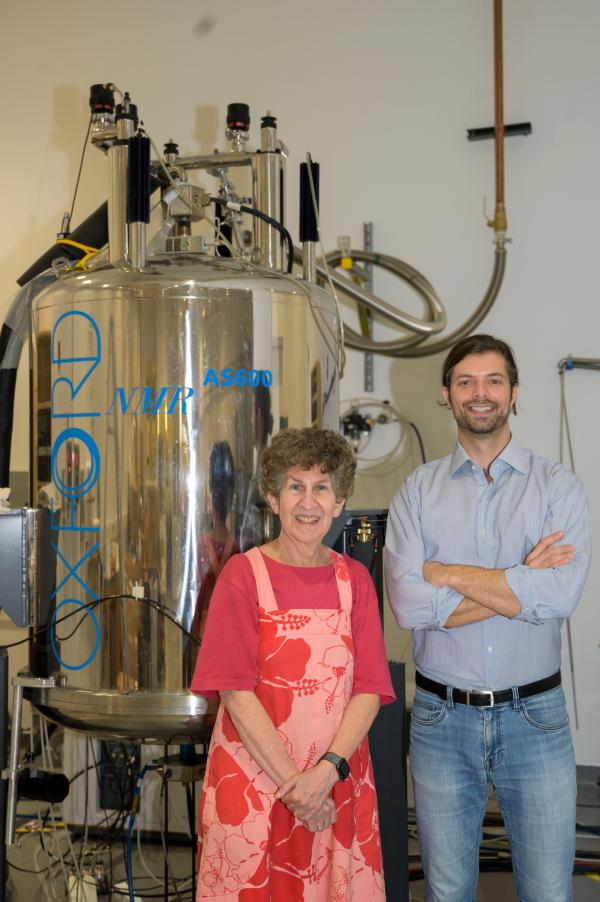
[442, 334, 519, 389]
[441, 334, 519, 413]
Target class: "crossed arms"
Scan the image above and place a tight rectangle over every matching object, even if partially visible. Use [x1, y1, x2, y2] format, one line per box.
[384, 472, 590, 631]
[424, 531, 574, 628]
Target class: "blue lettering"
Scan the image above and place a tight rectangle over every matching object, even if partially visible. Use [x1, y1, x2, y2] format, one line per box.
[51, 311, 101, 418]
[50, 599, 100, 671]
[52, 379, 101, 419]
[200, 368, 273, 389]
[50, 541, 100, 601]
[51, 427, 100, 500]
[106, 387, 139, 415]
[136, 386, 170, 414]
[167, 387, 194, 414]
[50, 309, 101, 672]
[50, 499, 100, 534]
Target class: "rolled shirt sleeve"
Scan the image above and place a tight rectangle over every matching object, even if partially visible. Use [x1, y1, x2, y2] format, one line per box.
[506, 470, 591, 623]
[384, 479, 463, 631]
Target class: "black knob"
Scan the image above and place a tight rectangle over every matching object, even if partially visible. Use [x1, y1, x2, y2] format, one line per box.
[227, 102, 250, 131]
[261, 114, 277, 129]
[115, 94, 138, 124]
[89, 84, 115, 114]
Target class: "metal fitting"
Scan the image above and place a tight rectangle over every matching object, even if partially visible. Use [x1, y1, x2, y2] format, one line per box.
[164, 184, 211, 221]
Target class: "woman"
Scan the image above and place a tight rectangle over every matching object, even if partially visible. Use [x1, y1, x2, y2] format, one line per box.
[191, 428, 395, 900]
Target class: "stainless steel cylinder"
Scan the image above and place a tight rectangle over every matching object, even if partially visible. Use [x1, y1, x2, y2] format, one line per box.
[128, 222, 146, 269]
[303, 242, 317, 282]
[252, 120, 285, 270]
[28, 254, 340, 741]
[107, 117, 135, 263]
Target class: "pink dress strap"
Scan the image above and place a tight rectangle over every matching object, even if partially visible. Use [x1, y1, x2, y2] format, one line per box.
[327, 549, 353, 613]
[244, 546, 279, 612]
[245, 546, 353, 614]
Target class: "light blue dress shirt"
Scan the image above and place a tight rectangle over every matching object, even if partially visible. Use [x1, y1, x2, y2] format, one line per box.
[384, 436, 591, 690]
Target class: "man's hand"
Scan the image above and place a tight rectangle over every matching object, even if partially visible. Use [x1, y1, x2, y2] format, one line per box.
[301, 798, 337, 832]
[525, 531, 574, 569]
[275, 761, 338, 822]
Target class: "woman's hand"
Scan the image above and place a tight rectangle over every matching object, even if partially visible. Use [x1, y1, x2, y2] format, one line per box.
[275, 761, 338, 821]
[302, 798, 337, 832]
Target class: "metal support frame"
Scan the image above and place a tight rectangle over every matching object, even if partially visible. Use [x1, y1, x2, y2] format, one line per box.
[163, 745, 169, 902]
[3, 674, 56, 849]
[152, 750, 205, 902]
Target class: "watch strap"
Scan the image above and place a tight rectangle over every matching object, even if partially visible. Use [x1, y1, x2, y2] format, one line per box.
[319, 751, 350, 780]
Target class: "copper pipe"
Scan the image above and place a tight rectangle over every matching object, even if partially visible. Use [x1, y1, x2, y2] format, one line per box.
[493, 0, 507, 230]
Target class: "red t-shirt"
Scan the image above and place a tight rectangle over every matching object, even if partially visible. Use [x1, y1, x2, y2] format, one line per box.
[190, 551, 395, 705]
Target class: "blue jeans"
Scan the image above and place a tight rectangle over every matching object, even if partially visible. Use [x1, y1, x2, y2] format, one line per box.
[410, 684, 576, 902]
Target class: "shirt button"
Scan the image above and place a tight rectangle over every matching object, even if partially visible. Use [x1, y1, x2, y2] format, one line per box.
[487, 645, 493, 653]
[481, 529, 486, 537]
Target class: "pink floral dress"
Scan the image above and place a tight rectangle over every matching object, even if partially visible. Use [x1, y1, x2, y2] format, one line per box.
[196, 547, 385, 900]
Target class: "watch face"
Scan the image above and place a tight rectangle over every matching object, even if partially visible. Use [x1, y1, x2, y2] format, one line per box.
[338, 757, 350, 781]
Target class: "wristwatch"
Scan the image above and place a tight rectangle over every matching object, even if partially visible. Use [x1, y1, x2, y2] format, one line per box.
[319, 752, 350, 781]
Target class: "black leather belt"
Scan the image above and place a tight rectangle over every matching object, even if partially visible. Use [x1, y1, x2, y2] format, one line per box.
[415, 670, 561, 708]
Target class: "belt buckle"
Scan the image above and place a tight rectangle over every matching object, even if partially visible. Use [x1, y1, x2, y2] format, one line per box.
[466, 689, 495, 707]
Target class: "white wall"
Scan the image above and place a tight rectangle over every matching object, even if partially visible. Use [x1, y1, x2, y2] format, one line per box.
[1, 0, 599, 764]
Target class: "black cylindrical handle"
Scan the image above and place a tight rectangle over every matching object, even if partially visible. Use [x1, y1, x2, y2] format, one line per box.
[299, 161, 320, 243]
[127, 135, 151, 224]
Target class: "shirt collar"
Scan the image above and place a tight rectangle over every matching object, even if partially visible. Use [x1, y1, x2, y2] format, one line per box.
[449, 435, 528, 478]
[496, 436, 528, 474]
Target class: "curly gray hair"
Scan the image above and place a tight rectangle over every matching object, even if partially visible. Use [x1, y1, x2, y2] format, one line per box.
[258, 428, 356, 500]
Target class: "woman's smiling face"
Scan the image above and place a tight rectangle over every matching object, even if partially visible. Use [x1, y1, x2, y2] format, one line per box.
[267, 465, 345, 546]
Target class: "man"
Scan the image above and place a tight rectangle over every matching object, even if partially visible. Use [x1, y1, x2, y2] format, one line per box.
[384, 334, 590, 902]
